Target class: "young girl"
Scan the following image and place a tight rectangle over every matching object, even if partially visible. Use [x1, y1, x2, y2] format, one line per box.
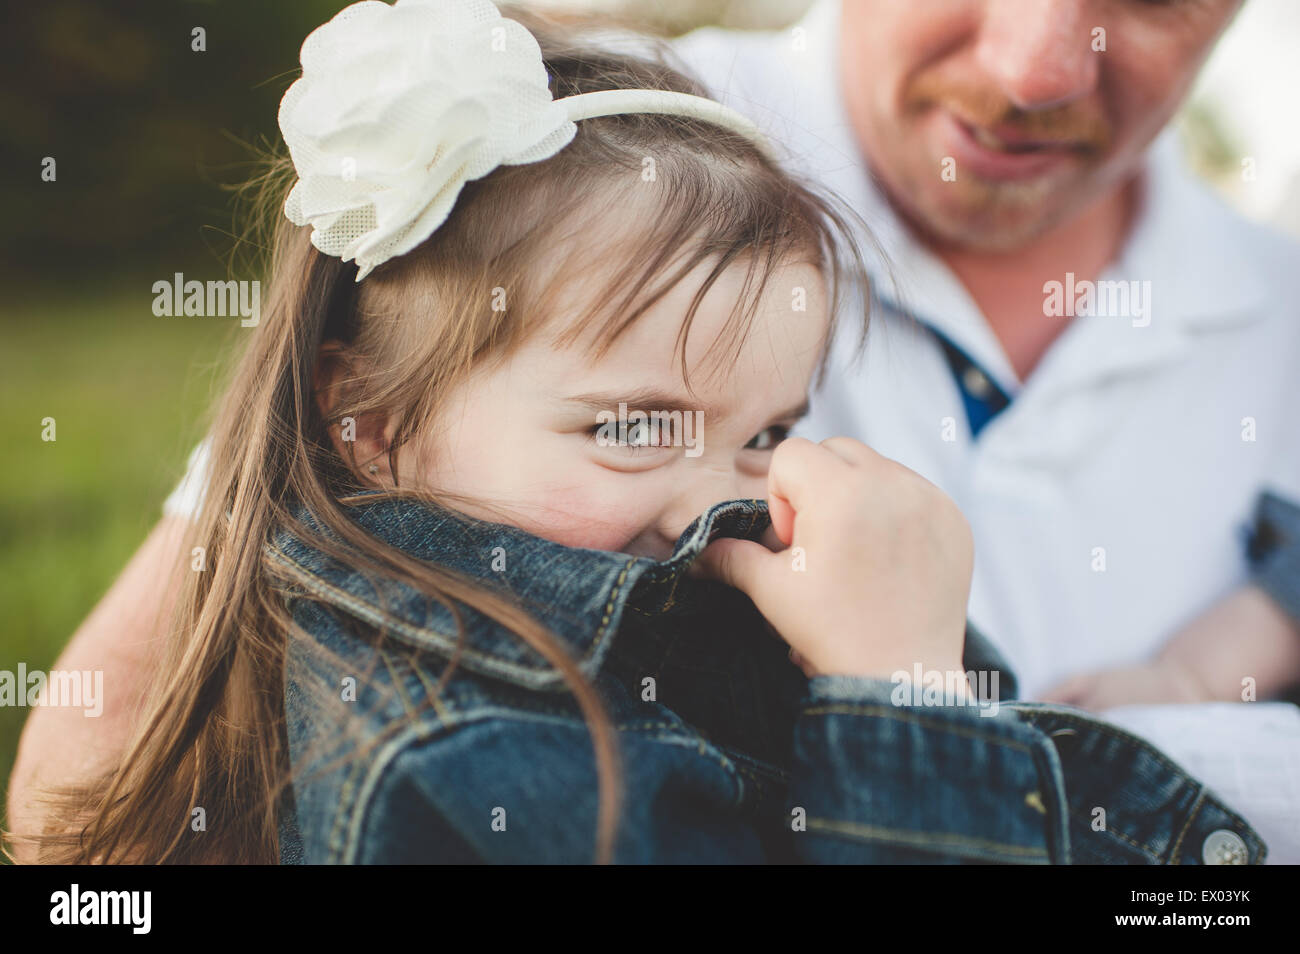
[27, 0, 1264, 865]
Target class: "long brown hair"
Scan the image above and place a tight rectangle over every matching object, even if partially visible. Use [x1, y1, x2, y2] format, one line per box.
[15, 8, 872, 865]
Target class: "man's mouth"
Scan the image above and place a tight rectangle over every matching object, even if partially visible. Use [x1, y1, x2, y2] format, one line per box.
[959, 118, 1080, 155]
[936, 110, 1089, 182]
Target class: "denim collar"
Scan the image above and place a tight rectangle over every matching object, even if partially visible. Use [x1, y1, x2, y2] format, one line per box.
[266, 493, 772, 691]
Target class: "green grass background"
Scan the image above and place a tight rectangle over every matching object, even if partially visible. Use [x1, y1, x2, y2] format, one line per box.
[1, 283, 233, 839]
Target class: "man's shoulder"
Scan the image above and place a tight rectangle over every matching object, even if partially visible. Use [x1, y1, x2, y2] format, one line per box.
[1207, 203, 1300, 325]
[1139, 132, 1300, 335]
[668, 20, 803, 114]
[1155, 137, 1300, 285]
[1191, 181, 1299, 277]
[670, 20, 787, 69]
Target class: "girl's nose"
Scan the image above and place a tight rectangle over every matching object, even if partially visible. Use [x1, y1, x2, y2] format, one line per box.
[656, 464, 754, 550]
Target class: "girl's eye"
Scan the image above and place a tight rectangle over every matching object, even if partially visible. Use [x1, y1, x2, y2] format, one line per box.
[745, 424, 790, 451]
[621, 421, 658, 447]
[587, 419, 667, 451]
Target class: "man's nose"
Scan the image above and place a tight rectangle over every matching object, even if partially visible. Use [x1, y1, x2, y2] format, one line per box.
[974, 0, 1100, 112]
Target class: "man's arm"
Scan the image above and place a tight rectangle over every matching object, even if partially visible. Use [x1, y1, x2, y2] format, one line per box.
[1041, 491, 1300, 709]
[5, 516, 188, 862]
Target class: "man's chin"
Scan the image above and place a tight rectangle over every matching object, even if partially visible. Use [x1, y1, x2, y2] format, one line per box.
[897, 179, 1086, 252]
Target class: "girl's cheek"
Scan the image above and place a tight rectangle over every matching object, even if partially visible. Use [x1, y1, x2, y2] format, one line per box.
[510, 484, 653, 553]
[416, 427, 665, 551]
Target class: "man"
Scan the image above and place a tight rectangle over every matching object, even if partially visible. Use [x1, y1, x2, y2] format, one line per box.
[10, 0, 1300, 857]
[671, 0, 1300, 700]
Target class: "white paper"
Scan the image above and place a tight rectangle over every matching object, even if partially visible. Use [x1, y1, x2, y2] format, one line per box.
[1099, 702, 1300, 864]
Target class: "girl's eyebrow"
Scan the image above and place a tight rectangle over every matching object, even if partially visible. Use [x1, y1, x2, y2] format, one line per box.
[564, 388, 809, 424]
[565, 388, 714, 420]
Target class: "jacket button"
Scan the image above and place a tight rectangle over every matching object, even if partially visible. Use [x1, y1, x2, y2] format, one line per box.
[1202, 829, 1248, 865]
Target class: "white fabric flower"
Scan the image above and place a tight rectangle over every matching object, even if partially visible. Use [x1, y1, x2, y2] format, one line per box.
[278, 0, 577, 281]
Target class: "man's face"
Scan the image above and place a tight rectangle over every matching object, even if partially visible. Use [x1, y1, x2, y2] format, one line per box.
[839, 0, 1242, 250]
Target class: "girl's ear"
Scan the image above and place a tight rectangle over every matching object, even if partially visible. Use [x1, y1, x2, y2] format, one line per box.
[313, 340, 394, 486]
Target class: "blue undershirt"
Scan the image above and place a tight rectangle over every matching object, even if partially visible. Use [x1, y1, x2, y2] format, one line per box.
[930, 328, 1012, 439]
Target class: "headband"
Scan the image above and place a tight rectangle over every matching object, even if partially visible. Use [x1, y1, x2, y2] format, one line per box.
[279, 0, 772, 281]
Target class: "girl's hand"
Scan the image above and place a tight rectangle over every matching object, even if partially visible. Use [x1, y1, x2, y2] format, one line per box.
[696, 437, 973, 680]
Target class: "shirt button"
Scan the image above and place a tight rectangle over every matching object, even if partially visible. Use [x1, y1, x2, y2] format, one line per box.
[962, 365, 993, 400]
[1202, 829, 1248, 865]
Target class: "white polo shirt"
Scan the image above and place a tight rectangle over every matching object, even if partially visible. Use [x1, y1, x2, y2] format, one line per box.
[669, 0, 1300, 698]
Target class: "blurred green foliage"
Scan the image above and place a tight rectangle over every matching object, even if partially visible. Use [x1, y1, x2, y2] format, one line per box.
[0, 284, 238, 837]
[2, 0, 362, 842]
[3, 0, 347, 284]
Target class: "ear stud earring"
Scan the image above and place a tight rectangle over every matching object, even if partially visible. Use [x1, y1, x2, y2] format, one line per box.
[368, 464, 379, 475]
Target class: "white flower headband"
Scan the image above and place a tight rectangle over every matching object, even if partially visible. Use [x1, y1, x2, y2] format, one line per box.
[279, 0, 771, 281]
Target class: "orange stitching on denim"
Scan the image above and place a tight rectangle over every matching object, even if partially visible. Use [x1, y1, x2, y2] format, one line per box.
[409, 661, 452, 722]
[804, 704, 1036, 753]
[806, 817, 1048, 859]
[378, 648, 419, 721]
[269, 545, 627, 685]
[597, 559, 636, 637]
[1169, 788, 1207, 864]
[1014, 705, 1240, 860]
[1080, 816, 1162, 863]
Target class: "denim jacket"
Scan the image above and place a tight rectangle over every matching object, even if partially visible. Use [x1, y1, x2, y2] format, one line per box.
[268, 494, 1266, 864]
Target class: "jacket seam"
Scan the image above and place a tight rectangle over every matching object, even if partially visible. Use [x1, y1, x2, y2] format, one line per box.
[1010, 706, 1243, 861]
[343, 721, 433, 863]
[329, 745, 371, 863]
[1080, 814, 1164, 864]
[803, 704, 1037, 753]
[1168, 787, 1207, 865]
[1009, 706, 1193, 778]
[379, 647, 420, 720]
[268, 544, 638, 688]
[407, 658, 452, 721]
[805, 817, 1049, 861]
[342, 706, 757, 860]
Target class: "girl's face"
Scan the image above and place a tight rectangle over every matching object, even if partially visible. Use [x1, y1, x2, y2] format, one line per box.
[399, 258, 829, 560]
